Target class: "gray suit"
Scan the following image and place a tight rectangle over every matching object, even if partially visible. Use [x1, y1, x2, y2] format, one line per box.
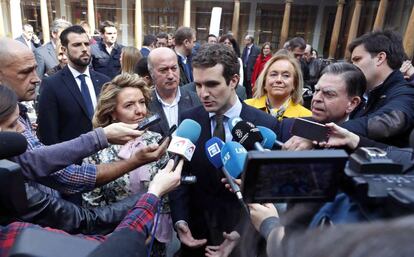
[148, 87, 201, 135]
[15, 35, 40, 51]
[35, 42, 58, 78]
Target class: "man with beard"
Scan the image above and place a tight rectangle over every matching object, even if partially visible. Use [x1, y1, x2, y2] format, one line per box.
[38, 25, 110, 145]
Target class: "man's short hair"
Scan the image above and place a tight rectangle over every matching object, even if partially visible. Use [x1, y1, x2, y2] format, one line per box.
[157, 32, 168, 40]
[245, 35, 254, 44]
[51, 19, 72, 34]
[99, 20, 116, 34]
[143, 34, 157, 47]
[192, 43, 239, 84]
[22, 24, 33, 31]
[321, 62, 366, 98]
[286, 37, 306, 50]
[60, 25, 87, 47]
[207, 34, 217, 40]
[174, 27, 195, 46]
[348, 30, 405, 70]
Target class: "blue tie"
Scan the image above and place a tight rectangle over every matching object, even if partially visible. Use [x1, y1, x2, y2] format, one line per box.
[78, 74, 94, 119]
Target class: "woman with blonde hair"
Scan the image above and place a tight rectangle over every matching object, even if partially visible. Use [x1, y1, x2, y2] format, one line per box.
[245, 53, 311, 120]
[120, 46, 142, 74]
[83, 72, 170, 257]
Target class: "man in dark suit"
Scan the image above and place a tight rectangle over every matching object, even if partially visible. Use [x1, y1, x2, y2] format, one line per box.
[140, 34, 156, 58]
[174, 27, 196, 86]
[35, 19, 72, 78]
[169, 44, 278, 256]
[147, 47, 200, 136]
[90, 21, 124, 79]
[38, 25, 110, 145]
[241, 35, 260, 98]
[15, 24, 41, 51]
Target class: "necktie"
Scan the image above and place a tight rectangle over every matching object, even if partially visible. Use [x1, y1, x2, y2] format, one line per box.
[78, 74, 94, 119]
[213, 114, 226, 141]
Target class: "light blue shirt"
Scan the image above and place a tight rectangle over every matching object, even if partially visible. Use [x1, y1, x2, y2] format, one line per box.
[209, 95, 242, 142]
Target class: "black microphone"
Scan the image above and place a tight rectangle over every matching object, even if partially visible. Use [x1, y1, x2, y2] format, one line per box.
[0, 132, 28, 159]
[231, 120, 264, 151]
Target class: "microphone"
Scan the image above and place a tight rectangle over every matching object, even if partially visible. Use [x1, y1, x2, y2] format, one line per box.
[205, 137, 249, 214]
[0, 132, 28, 159]
[167, 119, 201, 184]
[257, 126, 284, 149]
[219, 141, 249, 215]
[231, 120, 265, 151]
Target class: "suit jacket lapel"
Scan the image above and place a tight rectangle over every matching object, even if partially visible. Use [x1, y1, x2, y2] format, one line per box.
[61, 66, 91, 119]
[150, 91, 170, 135]
[47, 42, 58, 63]
[240, 103, 257, 124]
[90, 71, 103, 97]
[197, 107, 211, 145]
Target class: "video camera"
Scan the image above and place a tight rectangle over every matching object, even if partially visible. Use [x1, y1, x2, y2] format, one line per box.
[241, 147, 414, 217]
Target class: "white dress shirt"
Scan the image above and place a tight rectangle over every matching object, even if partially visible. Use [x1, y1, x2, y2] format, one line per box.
[67, 64, 98, 109]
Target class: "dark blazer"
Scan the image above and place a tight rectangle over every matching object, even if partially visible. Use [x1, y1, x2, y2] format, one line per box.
[37, 66, 110, 145]
[15, 35, 40, 51]
[242, 44, 260, 81]
[148, 87, 201, 135]
[140, 47, 150, 58]
[169, 103, 278, 247]
[91, 41, 124, 79]
[177, 54, 193, 86]
[35, 41, 58, 78]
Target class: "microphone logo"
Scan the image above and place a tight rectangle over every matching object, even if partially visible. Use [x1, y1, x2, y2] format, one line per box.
[235, 147, 247, 154]
[234, 129, 243, 139]
[207, 143, 221, 157]
[222, 152, 230, 165]
[185, 145, 196, 156]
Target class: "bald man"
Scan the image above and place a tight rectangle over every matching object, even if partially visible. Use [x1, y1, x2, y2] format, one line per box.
[147, 47, 200, 135]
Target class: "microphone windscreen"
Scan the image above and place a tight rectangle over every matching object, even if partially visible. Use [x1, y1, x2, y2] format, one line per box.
[231, 121, 263, 150]
[176, 119, 202, 144]
[257, 126, 277, 149]
[220, 141, 247, 178]
[0, 132, 27, 159]
[205, 137, 225, 169]
[228, 117, 243, 132]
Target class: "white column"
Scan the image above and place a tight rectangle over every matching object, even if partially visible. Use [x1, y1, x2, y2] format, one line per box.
[0, 0, 5, 37]
[60, 0, 66, 19]
[121, 0, 128, 45]
[311, 1, 325, 52]
[40, 0, 50, 43]
[135, 0, 142, 48]
[87, 0, 95, 36]
[247, 0, 257, 36]
[10, 0, 22, 39]
[183, 0, 191, 27]
[209, 7, 222, 37]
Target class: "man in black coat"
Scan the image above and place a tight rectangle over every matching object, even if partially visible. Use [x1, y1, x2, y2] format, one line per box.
[241, 35, 260, 98]
[169, 44, 278, 257]
[38, 25, 110, 145]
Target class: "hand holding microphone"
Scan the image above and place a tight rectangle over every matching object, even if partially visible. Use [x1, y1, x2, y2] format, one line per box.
[205, 138, 249, 214]
[167, 119, 201, 183]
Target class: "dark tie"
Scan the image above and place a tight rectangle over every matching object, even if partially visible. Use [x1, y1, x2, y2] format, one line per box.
[213, 114, 226, 141]
[78, 74, 94, 119]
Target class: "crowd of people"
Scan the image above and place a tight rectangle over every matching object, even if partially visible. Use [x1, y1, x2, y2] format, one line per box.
[1, 17, 414, 257]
